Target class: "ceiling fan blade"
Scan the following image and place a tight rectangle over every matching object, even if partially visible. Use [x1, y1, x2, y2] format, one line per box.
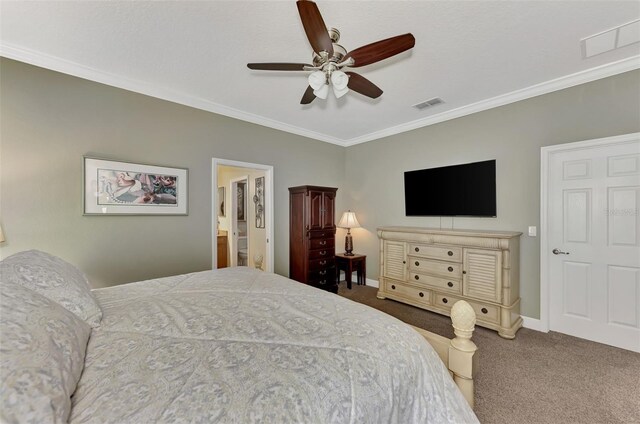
[343, 33, 415, 67]
[247, 63, 312, 71]
[300, 85, 316, 104]
[296, 0, 334, 56]
[346, 72, 383, 99]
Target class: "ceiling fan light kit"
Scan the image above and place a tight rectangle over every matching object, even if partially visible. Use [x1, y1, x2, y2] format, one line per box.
[247, 0, 415, 104]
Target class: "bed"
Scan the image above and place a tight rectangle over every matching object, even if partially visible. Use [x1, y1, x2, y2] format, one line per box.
[0, 250, 479, 423]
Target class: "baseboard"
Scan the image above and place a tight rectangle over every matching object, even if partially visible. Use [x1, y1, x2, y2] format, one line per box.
[338, 271, 379, 288]
[521, 316, 549, 333]
[365, 278, 379, 288]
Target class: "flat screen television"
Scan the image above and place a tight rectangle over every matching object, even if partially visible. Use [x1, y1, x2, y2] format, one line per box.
[404, 160, 496, 217]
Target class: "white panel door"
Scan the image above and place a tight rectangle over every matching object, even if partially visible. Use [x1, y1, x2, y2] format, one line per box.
[548, 138, 640, 352]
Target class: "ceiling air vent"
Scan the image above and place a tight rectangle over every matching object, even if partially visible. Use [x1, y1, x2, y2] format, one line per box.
[413, 97, 444, 110]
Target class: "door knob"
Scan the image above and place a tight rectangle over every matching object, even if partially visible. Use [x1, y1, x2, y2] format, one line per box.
[552, 248, 570, 255]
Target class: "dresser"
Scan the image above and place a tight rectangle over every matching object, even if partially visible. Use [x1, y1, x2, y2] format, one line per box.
[377, 226, 522, 338]
[289, 186, 337, 293]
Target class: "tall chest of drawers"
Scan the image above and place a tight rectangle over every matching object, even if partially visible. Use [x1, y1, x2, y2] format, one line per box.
[377, 226, 523, 338]
[289, 186, 338, 293]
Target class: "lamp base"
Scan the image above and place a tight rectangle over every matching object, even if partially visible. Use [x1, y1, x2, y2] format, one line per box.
[344, 232, 354, 256]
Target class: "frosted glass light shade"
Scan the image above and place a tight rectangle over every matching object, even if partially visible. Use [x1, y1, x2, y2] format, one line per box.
[331, 71, 349, 98]
[338, 211, 360, 229]
[313, 84, 329, 99]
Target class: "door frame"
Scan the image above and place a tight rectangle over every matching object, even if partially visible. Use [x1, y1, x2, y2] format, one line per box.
[212, 158, 274, 272]
[540, 132, 640, 333]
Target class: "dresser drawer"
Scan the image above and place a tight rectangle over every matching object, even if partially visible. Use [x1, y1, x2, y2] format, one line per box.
[310, 237, 334, 250]
[309, 257, 334, 271]
[408, 256, 462, 279]
[409, 244, 462, 262]
[433, 293, 500, 324]
[409, 273, 461, 294]
[308, 266, 335, 282]
[308, 248, 334, 260]
[384, 281, 431, 304]
[308, 230, 333, 239]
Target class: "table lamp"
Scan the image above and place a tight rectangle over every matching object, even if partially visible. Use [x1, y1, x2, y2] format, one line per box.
[338, 210, 360, 256]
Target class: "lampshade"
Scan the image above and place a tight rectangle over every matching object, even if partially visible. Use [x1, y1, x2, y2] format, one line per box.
[309, 70, 350, 100]
[338, 211, 360, 229]
[308, 71, 329, 99]
[331, 71, 349, 98]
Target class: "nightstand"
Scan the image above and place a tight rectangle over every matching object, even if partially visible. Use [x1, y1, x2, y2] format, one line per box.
[335, 253, 366, 289]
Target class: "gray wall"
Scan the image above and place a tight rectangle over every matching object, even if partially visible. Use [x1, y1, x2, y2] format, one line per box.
[2, 58, 639, 319]
[0, 59, 346, 288]
[343, 70, 640, 318]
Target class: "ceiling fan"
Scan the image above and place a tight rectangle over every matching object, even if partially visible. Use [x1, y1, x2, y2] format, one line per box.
[247, 0, 415, 104]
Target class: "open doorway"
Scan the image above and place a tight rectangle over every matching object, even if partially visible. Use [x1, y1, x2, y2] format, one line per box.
[212, 158, 274, 272]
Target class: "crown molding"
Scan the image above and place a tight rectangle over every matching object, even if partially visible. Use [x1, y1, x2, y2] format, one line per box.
[0, 42, 347, 147]
[2, 42, 638, 147]
[343, 55, 640, 146]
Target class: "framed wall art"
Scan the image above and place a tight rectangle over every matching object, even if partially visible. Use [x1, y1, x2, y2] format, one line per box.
[83, 157, 188, 215]
[254, 176, 265, 229]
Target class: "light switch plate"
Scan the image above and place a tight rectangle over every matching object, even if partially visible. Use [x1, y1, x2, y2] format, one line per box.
[528, 226, 537, 237]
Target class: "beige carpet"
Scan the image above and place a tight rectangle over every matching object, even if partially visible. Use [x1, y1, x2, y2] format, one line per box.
[337, 283, 640, 424]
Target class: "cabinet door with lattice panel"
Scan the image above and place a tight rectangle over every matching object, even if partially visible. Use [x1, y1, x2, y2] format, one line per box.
[383, 240, 407, 281]
[462, 249, 502, 304]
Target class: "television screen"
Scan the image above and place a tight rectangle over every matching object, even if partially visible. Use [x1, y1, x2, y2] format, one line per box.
[404, 160, 496, 217]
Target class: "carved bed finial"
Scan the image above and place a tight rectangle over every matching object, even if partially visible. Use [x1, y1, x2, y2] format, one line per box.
[450, 300, 477, 352]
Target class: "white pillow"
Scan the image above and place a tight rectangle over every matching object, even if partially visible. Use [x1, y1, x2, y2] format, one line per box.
[0, 280, 92, 424]
[0, 250, 102, 327]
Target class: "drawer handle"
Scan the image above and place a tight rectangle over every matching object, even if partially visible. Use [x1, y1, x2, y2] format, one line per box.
[320, 260, 326, 265]
[403, 260, 406, 264]
[419, 292, 424, 298]
[320, 251, 326, 256]
[442, 298, 448, 304]
[481, 308, 488, 314]
[414, 275, 419, 280]
[448, 266, 454, 272]
[447, 281, 453, 287]
[415, 261, 419, 266]
[463, 271, 467, 274]
[320, 233, 325, 237]
[319, 270, 326, 275]
[319, 279, 326, 285]
[391, 285, 396, 290]
[320, 241, 326, 245]
[415, 247, 420, 252]
[448, 251, 453, 256]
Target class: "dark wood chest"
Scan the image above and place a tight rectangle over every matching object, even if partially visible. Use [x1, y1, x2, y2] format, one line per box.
[289, 185, 337, 293]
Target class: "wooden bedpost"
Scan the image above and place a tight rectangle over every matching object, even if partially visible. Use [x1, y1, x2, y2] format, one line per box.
[449, 300, 478, 408]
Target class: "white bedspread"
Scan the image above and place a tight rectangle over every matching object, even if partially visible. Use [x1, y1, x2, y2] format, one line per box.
[70, 267, 478, 423]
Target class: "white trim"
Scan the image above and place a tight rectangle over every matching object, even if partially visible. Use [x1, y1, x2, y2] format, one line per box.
[345, 56, 640, 146]
[211, 158, 274, 273]
[539, 132, 640, 334]
[521, 316, 548, 333]
[2, 42, 638, 146]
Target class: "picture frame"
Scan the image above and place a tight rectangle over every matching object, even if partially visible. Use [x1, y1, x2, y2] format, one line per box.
[217, 187, 226, 217]
[83, 157, 188, 215]
[254, 176, 265, 229]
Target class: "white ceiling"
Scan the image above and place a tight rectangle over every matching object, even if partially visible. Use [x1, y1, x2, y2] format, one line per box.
[1, 1, 639, 146]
